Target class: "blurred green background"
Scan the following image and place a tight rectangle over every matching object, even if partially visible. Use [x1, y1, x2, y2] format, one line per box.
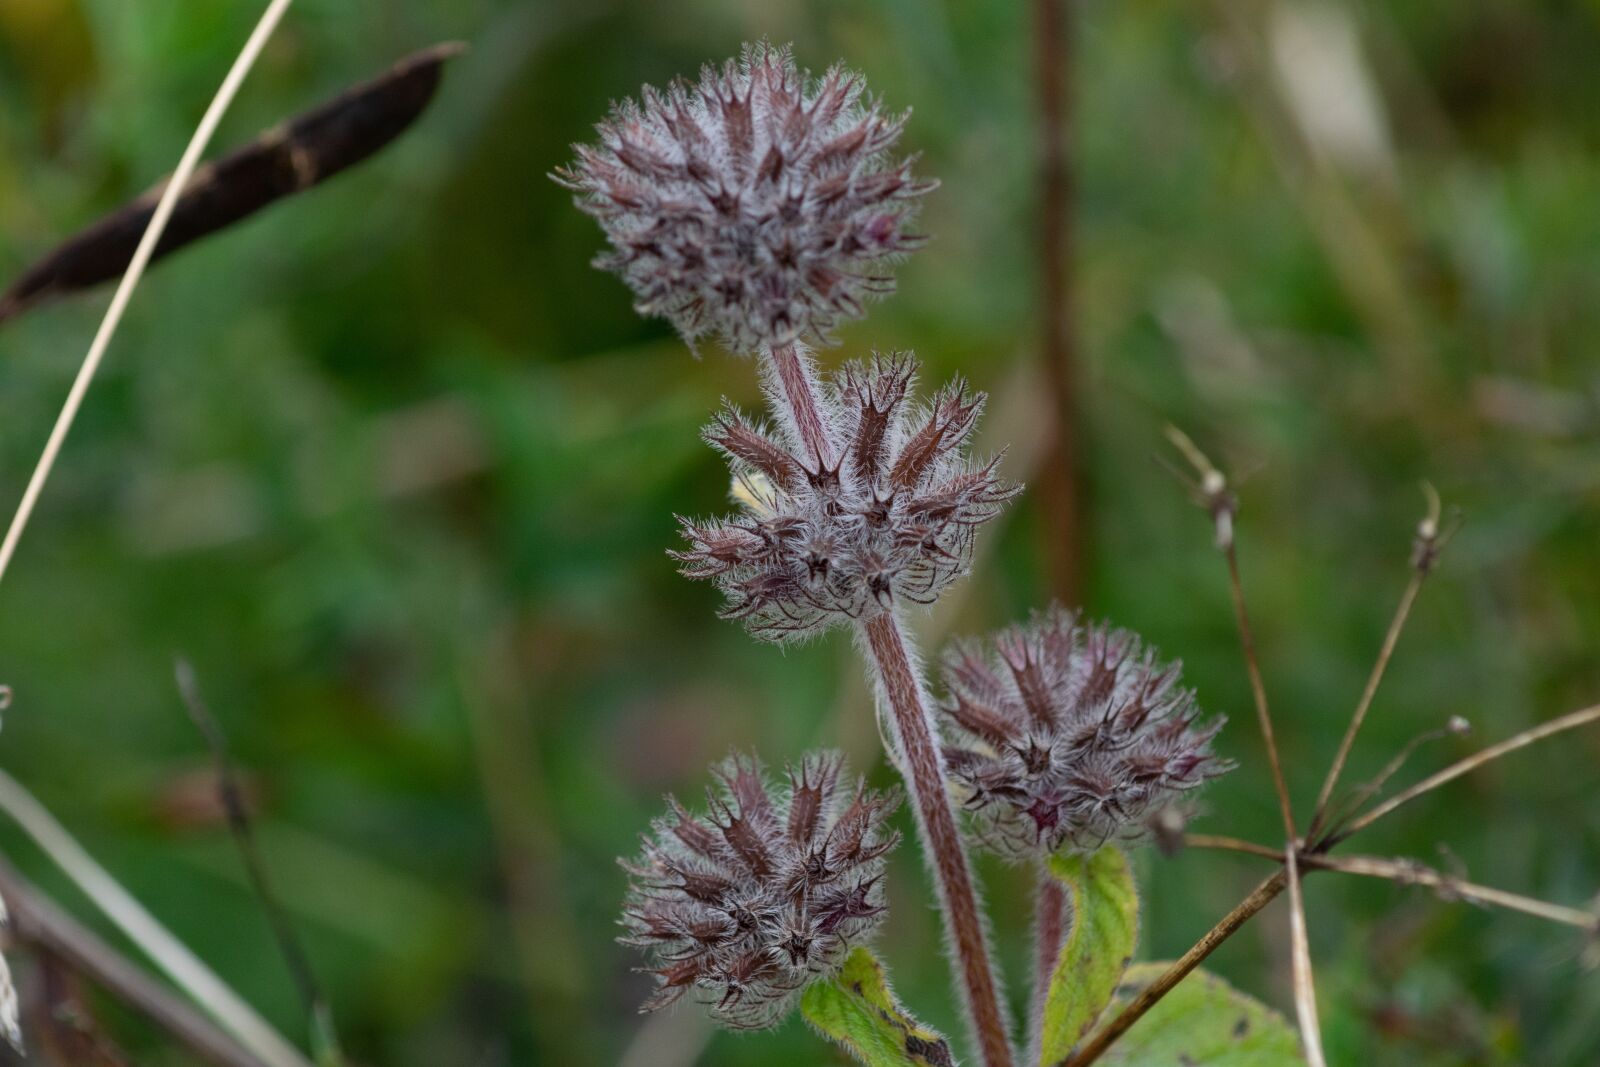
[1, 0, 1598, 1064]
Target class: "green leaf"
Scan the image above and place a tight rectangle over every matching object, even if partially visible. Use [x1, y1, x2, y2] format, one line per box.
[1094, 963, 1304, 1065]
[1038, 846, 1140, 1065]
[800, 946, 956, 1067]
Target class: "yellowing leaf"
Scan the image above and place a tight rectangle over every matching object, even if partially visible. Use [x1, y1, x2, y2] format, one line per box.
[801, 946, 956, 1067]
[1038, 846, 1139, 1064]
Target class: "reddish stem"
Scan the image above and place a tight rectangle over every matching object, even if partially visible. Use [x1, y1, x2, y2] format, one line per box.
[767, 341, 835, 469]
[1032, 866, 1068, 1047]
[760, 340, 1014, 1066]
[864, 613, 1015, 1067]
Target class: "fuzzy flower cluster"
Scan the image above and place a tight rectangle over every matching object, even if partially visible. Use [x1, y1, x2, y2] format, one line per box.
[674, 349, 1016, 641]
[937, 607, 1233, 859]
[554, 41, 933, 353]
[620, 753, 899, 1028]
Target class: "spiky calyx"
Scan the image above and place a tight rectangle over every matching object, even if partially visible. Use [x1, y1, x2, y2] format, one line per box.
[620, 752, 900, 1029]
[674, 348, 1016, 641]
[937, 607, 1233, 859]
[554, 41, 934, 353]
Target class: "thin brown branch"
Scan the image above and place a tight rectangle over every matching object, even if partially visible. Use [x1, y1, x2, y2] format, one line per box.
[1223, 540, 1298, 840]
[1308, 487, 1444, 835]
[1284, 847, 1327, 1067]
[1187, 834, 1597, 931]
[1182, 833, 1283, 861]
[1333, 703, 1600, 844]
[1308, 572, 1424, 835]
[1032, 0, 1082, 602]
[1165, 428, 1295, 838]
[1060, 870, 1287, 1067]
[0, 856, 265, 1067]
[1305, 854, 1598, 931]
[1319, 716, 1469, 842]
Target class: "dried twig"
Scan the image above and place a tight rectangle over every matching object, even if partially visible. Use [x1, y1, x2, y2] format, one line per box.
[0, 0, 296, 589]
[1186, 831, 1597, 930]
[1165, 428, 1296, 839]
[1305, 854, 1598, 931]
[1284, 846, 1327, 1067]
[0, 43, 464, 326]
[1182, 832, 1283, 861]
[1332, 704, 1600, 844]
[1308, 486, 1446, 835]
[175, 661, 343, 1065]
[1318, 715, 1470, 842]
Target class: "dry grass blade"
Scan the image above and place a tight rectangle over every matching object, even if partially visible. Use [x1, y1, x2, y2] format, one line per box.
[0, 0, 296, 591]
[1334, 703, 1600, 843]
[0, 769, 312, 1067]
[0, 42, 464, 326]
[1284, 847, 1326, 1067]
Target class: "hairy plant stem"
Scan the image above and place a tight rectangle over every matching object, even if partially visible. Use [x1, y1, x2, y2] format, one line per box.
[863, 613, 1014, 1067]
[1032, 866, 1068, 1052]
[767, 341, 836, 468]
[761, 340, 1014, 1067]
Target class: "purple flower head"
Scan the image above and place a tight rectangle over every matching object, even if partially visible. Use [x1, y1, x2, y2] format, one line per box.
[673, 348, 1017, 641]
[620, 752, 900, 1029]
[937, 606, 1234, 859]
[554, 41, 934, 353]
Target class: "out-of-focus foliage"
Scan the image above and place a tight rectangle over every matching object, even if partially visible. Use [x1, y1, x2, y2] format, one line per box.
[0, 1, 1596, 1064]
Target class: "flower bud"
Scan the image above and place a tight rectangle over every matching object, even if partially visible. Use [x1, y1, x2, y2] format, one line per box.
[555, 41, 934, 353]
[937, 606, 1233, 858]
[674, 350, 1016, 640]
[620, 752, 900, 1028]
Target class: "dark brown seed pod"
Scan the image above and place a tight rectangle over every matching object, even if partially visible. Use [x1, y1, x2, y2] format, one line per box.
[0, 42, 465, 327]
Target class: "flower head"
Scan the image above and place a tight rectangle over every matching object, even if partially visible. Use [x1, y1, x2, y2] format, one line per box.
[554, 41, 934, 353]
[621, 752, 899, 1029]
[937, 607, 1232, 859]
[674, 348, 1016, 641]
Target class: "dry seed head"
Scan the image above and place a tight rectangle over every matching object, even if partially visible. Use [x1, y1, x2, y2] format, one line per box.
[673, 347, 1016, 641]
[620, 751, 900, 1029]
[937, 606, 1233, 859]
[554, 41, 934, 353]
